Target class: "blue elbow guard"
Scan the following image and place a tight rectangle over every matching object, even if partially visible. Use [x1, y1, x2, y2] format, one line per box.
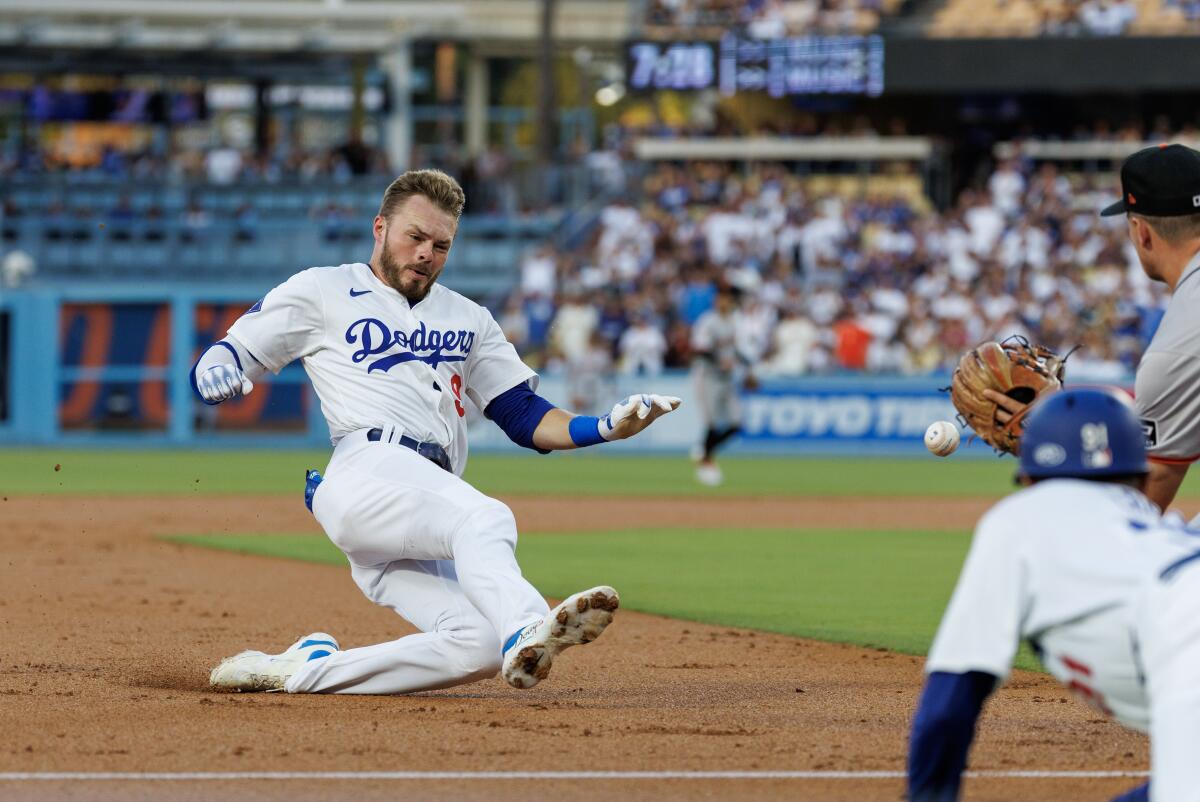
[485, 383, 555, 452]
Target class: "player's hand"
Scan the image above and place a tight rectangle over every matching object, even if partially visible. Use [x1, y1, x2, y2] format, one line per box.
[197, 364, 255, 404]
[983, 389, 1027, 425]
[599, 394, 682, 442]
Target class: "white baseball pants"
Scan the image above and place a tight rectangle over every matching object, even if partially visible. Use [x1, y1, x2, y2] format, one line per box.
[285, 428, 549, 694]
[692, 364, 738, 429]
[1138, 555, 1200, 802]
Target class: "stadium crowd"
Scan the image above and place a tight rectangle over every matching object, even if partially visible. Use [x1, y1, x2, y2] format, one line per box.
[931, 0, 1200, 36]
[0, 138, 393, 185]
[0, 126, 1177, 386]
[644, 0, 904, 36]
[507, 157, 1168, 384]
[645, 0, 1200, 37]
[0, 138, 538, 238]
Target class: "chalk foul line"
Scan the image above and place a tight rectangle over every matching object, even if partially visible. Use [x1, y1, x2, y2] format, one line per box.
[0, 771, 1150, 782]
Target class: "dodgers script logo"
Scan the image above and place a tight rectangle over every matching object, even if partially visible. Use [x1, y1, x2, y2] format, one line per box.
[346, 318, 476, 372]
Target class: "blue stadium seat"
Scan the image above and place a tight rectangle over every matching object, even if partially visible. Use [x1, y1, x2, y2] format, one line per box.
[176, 236, 212, 274]
[5, 176, 555, 290]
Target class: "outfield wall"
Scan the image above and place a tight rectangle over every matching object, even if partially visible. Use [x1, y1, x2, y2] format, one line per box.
[467, 374, 968, 457]
[0, 285, 1108, 456]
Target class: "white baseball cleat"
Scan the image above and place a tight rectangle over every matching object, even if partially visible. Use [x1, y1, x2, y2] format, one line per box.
[695, 461, 723, 487]
[209, 632, 339, 692]
[502, 586, 620, 690]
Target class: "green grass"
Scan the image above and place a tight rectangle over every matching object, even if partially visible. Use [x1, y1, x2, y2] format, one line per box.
[0, 448, 1126, 498]
[170, 532, 349, 565]
[0, 449, 331, 495]
[168, 527, 1040, 671]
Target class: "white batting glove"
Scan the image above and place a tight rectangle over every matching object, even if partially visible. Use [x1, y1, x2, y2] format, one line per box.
[599, 393, 682, 442]
[197, 364, 254, 404]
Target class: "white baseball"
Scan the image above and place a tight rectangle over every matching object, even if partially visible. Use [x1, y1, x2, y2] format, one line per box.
[925, 421, 960, 457]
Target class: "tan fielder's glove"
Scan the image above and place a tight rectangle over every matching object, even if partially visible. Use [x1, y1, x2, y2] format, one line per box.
[949, 338, 1066, 455]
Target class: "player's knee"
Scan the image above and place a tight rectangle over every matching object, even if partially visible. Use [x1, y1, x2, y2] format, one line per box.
[459, 499, 518, 547]
[448, 629, 503, 679]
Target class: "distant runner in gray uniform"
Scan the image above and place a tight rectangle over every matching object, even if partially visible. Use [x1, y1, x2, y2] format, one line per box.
[991, 144, 1200, 509]
[691, 285, 745, 486]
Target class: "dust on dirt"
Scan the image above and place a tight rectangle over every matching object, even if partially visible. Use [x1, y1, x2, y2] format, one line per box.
[0, 495, 1148, 802]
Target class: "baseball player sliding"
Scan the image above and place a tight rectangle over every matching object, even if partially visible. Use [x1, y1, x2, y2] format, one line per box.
[194, 170, 680, 694]
[908, 388, 1200, 802]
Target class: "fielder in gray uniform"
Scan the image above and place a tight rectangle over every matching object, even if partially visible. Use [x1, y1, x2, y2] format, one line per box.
[991, 144, 1200, 510]
[690, 286, 747, 486]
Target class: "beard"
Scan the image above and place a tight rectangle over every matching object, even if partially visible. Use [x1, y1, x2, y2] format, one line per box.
[378, 246, 441, 302]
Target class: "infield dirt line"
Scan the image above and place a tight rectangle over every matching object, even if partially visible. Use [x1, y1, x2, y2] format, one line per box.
[0, 494, 1151, 802]
[0, 771, 1151, 781]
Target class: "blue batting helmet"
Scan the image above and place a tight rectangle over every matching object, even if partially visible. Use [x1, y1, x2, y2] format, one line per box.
[1018, 387, 1148, 479]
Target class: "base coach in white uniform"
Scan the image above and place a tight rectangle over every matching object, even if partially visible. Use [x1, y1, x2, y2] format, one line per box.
[908, 388, 1198, 802]
[193, 170, 680, 694]
[991, 144, 1200, 511]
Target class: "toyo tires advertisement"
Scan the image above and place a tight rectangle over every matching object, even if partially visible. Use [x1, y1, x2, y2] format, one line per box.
[741, 384, 962, 443]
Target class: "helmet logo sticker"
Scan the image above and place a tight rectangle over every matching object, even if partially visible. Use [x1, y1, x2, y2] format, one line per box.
[1033, 443, 1067, 467]
[1081, 422, 1113, 469]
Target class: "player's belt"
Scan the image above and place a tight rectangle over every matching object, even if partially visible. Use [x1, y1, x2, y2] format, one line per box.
[366, 428, 452, 473]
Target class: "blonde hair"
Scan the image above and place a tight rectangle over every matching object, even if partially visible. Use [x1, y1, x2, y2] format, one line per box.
[378, 169, 465, 221]
[1136, 212, 1200, 245]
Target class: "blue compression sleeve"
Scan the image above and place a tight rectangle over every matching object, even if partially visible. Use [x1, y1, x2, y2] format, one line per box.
[907, 671, 998, 802]
[1110, 783, 1149, 802]
[484, 382, 556, 453]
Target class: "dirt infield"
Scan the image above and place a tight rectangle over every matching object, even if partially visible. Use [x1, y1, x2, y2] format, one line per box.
[0, 495, 1148, 802]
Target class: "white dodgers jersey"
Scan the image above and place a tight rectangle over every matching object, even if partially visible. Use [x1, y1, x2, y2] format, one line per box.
[227, 262, 536, 475]
[926, 479, 1198, 732]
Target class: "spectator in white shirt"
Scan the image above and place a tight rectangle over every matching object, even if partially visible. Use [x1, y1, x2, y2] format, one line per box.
[963, 193, 1005, 256]
[931, 281, 975, 321]
[987, 159, 1026, 217]
[498, 295, 530, 351]
[521, 245, 559, 297]
[1079, 0, 1136, 35]
[765, 306, 819, 377]
[550, 289, 599, 363]
[867, 331, 911, 374]
[799, 201, 848, 274]
[747, 0, 788, 38]
[618, 314, 669, 376]
[204, 146, 243, 185]
[567, 331, 614, 414]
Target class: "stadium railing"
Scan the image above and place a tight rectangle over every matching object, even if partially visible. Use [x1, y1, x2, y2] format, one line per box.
[632, 136, 934, 162]
[631, 135, 944, 209]
[993, 139, 1200, 161]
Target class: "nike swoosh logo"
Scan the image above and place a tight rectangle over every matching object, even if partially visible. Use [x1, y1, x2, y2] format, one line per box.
[349, 288, 372, 298]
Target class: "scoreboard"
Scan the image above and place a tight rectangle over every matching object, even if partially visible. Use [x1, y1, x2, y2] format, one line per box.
[627, 35, 884, 98]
